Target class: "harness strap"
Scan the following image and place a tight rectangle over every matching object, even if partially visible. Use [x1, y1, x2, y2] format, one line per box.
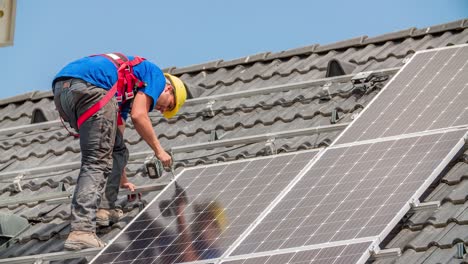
[95, 53, 128, 67]
[77, 84, 118, 129]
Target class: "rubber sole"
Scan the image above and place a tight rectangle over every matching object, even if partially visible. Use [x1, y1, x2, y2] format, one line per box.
[64, 239, 107, 250]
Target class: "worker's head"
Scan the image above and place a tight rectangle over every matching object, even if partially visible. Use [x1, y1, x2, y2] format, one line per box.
[155, 73, 187, 118]
[191, 201, 227, 243]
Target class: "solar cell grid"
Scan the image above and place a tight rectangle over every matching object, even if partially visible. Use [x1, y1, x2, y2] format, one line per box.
[221, 242, 372, 264]
[336, 45, 468, 144]
[233, 129, 466, 255]
[92, 151, 318, 264]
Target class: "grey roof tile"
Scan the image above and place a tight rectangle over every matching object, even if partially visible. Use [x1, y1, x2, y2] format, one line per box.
[315, 36, 366, 52]
[363, 28, 416, 45]
[265, 44, 318, 61]
[0, 91, 52, 107]
[411, 19, 467, 37]
[0, 115, 31, 129]
[444, 179, 468, 204]
[171, 59, 223, 75]
[15, 218, 69, 243]
[375, 246, 467, 264]
[442, 162, 468, 185]
[403, 224, 452, 250]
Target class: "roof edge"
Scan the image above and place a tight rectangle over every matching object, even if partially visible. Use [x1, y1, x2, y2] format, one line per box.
[0, 90, 52, 107]
[163, 18, 468, 75]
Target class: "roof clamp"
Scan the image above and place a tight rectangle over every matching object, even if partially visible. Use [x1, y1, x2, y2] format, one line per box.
[402, 56, 412, 64]
[409, 199, 440, 213]
[13, 174, 24, 193]
[33, 258, 45, 264]
[319, 82, 333, 101]
[369, 247, 401, 261]
[351, 111, 361, 120]
[203, 100, 216, 118]
[265, 138, 277, 155]
[351, 71, 374, 94]
[330, 108, 342, 124]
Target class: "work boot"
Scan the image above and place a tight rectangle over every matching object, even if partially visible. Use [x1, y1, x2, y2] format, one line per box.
[64, 231, 106, 250]
[96, 208, 124, 226]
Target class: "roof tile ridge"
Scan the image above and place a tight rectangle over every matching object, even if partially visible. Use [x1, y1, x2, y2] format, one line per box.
[0, 90, 52, 107]
[411, 19, 468, 37]
[161, 19, 467, 76]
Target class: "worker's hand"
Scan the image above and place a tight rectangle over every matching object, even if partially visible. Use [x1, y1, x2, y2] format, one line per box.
[156, 150, 172, 168]
[120, 171, 136, 192]
[121, 181, 136, 192]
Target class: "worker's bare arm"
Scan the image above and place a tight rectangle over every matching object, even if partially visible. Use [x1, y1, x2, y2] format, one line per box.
[130, 91, 172, 167]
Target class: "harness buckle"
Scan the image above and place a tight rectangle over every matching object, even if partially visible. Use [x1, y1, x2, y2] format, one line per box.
[135, 81, 146, 88]
[116, 95, 123, 102]
[125, 91, 134, 100]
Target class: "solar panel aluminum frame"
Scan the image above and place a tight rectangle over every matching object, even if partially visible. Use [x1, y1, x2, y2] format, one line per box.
[90, 149, 323, 264]
[219, 239, 378, 264]
[331, 129, 468, 247]
[331, 43, 468, 146]
[331, 125, 468, 150]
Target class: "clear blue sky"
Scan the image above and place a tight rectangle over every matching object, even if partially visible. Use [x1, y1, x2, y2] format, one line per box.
[1, 0, 466, 99]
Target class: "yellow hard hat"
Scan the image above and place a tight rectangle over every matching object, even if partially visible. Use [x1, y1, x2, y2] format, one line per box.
[207, 201, 228, 231]
[163, 73, 187, 118]
[193, 201, 228, 232]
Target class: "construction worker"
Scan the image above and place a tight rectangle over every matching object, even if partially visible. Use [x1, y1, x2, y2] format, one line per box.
[51, 53, 187, 250]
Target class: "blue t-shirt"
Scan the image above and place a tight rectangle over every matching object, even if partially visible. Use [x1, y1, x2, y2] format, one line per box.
[54, 54, 165, 120]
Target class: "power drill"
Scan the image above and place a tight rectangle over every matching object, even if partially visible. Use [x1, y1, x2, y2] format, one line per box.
[144, 152, 175, 179]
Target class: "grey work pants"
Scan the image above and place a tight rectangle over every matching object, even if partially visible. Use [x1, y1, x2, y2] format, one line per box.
[53, 78, 129, 232]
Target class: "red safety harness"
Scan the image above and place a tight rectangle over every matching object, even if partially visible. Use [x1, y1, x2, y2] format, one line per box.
[64, 53, 146, 137]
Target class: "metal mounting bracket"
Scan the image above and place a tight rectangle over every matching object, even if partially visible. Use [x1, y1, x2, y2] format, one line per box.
[369, 247, 401, 261]
[321, 82, 332, 100]
[409, 200, 440, 213]
[204, 100, 216, 117]
[265, 138, 277, 155]
[13, 173, 24, 193]
[351, 71, 374, 83]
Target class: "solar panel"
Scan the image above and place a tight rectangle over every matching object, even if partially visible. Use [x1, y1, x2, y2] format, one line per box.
[232, 129, 466, 255]
[221, 242, 373, 264]
[336, 45, 468, 145]
[92, 150, 319, 264]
